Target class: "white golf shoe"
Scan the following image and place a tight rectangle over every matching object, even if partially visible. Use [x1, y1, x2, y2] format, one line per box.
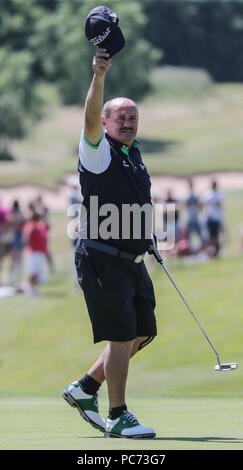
[62, 381, 105, 432]
[104, 410, 156, 439]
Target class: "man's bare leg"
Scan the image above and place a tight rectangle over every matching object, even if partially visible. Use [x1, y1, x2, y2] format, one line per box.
[62, 337, 154, 431]
[103, 340, 135, 408]
[87, 336, 153, 405]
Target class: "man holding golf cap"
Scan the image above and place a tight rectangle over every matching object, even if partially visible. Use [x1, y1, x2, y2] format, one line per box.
[62, 6, 157, 439]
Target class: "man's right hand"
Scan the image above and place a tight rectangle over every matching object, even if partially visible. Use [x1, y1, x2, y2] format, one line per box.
[92, 48, 111, 78]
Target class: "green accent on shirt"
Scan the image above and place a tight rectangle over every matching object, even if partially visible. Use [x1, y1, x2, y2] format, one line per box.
[121, 145, 129, 156]
[133, 140, 140, 148]
[83, 131, 104, 149]
[121, 145, 136, 173]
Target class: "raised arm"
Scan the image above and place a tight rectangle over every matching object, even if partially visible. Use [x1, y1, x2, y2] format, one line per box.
[84, 48, 111, 146]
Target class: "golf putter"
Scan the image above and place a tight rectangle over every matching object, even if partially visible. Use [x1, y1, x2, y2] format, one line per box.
[149, 235, 238, 372]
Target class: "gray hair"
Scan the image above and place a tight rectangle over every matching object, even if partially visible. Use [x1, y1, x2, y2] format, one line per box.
[102, 100, 113, 119]
[102, 97, 138, 119]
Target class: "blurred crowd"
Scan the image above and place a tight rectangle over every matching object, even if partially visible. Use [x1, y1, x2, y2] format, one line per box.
[152, 178, 225, 262]
[0, 194, 54, 296]
[0, 177, 228, 298]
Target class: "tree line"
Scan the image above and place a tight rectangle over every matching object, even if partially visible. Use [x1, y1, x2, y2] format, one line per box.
[144, 0, 243, 83]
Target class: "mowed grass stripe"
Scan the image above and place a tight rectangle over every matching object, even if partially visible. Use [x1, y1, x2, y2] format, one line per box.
[0, 397, 242, 450]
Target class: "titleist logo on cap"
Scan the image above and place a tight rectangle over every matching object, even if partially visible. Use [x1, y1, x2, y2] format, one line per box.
[90, 26, 111, 46]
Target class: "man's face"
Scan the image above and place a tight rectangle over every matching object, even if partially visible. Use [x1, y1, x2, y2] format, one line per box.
[102, 99, 138, 148]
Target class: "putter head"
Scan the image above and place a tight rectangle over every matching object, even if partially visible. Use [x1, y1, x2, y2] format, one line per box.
[214, 363, 238, 371]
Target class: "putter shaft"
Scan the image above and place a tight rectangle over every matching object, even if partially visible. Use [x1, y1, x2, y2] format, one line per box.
[153, 247, 221, 367]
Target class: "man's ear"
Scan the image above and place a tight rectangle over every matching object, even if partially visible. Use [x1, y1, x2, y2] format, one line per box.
[101, 116, 106, 128]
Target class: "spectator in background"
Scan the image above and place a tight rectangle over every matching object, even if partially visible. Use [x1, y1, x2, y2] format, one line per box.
[0, 195, 15, 284]
[68, 181, 82, 245]
[34, 195, 49, 221]
[184, 179, 202, 251]
[67, 180, 82, 293]
[9, 200, 26, 286]
[69, 180, 82, 207]
[23, 210, 49, 296]
[33, 195, 55, 274]
[202, 179, 224, 258]
[164, 189, 180, 244]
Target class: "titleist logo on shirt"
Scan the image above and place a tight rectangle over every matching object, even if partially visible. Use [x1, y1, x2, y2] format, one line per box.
[90, 27, 111, 45]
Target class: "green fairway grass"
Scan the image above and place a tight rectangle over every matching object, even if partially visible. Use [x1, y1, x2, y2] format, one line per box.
[0, 396, 242, 450]
[0, 248, 242, 398]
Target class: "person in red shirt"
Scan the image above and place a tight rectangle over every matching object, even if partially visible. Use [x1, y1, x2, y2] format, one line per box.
[23, 211, 49, 296]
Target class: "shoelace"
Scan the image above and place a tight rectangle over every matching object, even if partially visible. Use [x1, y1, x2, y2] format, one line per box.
[123, 410, 139, 425]
[94, 391, 99, 408]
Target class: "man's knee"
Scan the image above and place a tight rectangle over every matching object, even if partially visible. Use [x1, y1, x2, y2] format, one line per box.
[110, 339, 135, 354]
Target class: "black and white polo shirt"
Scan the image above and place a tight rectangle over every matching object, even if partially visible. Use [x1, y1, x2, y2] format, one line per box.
[77, 131, 152, 255]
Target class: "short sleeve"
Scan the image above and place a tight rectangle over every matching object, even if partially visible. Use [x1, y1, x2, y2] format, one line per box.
[79, 131, 111, 174]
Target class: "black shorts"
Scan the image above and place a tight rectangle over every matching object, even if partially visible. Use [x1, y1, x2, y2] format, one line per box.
[75, 243, 157, 343]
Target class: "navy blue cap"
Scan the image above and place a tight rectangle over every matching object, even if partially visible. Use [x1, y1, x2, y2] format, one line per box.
[85, 5, 125, 57]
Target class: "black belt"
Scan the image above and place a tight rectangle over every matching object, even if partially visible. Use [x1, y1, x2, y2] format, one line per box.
[82, 239, 146, 263]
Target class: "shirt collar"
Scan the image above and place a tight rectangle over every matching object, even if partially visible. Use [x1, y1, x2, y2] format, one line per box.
[105, 133, 140, 152]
